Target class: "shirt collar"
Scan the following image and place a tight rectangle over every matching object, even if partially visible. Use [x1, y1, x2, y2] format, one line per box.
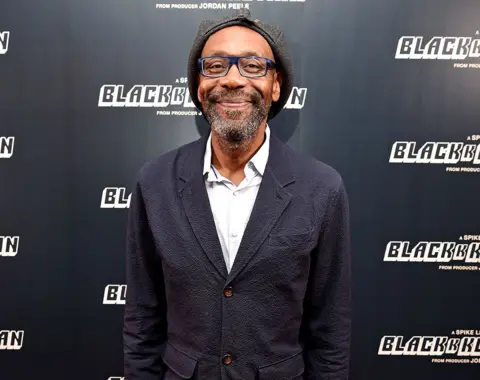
[203, 124, 270, 180]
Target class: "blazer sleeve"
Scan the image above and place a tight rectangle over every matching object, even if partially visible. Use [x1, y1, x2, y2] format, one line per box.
[302, 179, 352, 380]
[123, 179, 168, 380]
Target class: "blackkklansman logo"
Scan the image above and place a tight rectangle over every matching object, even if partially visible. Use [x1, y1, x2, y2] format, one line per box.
[384, 235, 480, 272]
[0, 236, 20, 257]
[155, 0, 306, 11]
[379, 330, 480, 364]
[0, 31, 10, 55]
[0, 137, 15, 158]
[100, 187, 131, 209]
[98, 77, 308, 117]
[0, 330, 24, 350]
[103, 285, 127, 305]
[395, 30, 480, 69]
[389, 135, 480, 173]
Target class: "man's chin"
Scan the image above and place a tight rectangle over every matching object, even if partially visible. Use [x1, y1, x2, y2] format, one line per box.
[217, 112, 249, 122]
[216, 103, 251, 120]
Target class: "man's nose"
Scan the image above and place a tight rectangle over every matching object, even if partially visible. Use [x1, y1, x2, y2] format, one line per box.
[217, 64, 248, 89]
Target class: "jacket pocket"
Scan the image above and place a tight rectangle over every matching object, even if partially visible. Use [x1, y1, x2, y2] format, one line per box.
[268, 227, 314, 248]
[161, 341, 197, 379]
[257, 351, 304, 380]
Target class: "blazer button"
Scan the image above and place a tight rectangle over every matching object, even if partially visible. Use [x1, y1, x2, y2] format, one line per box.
[223, 354, 233, 365]
[223, 286, 233, 297]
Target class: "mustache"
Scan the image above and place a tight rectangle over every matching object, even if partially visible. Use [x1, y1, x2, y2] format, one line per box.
[206, 89, 262, 104]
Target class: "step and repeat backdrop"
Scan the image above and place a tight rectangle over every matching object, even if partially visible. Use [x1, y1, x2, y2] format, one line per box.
[1, 0, 479, 379]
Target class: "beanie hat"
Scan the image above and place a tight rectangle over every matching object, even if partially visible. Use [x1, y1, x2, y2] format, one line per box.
[187, 8, 294, 120]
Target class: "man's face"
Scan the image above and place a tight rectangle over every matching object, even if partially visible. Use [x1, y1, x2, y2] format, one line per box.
[198, 26, 281, 146]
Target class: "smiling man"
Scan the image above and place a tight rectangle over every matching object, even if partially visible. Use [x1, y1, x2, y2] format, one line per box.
[123, 9, 351, 380]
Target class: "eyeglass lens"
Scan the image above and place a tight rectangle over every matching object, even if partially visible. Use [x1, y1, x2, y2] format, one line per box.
[202, 57, 268, 77]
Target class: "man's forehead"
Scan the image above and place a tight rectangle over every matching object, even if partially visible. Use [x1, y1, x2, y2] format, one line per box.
[201, 26, 274, 59]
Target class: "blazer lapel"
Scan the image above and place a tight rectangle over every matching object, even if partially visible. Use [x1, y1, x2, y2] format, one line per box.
[178, 131, 295, 284]
[226, 133, 295, 285]
[179, 134, 229, 279]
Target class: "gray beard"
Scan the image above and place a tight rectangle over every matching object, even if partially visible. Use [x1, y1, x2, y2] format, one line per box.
[203, 94, 271, 153]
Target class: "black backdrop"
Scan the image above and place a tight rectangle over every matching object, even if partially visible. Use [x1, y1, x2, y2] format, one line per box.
[1, 0, 479, 379]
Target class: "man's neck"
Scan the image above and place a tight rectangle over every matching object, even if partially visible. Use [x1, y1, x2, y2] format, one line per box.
[210, 123, 267, 183]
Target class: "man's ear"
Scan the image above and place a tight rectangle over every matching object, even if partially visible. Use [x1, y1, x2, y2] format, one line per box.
[272, 72, 282, 102]
[197, 75, 203, 103]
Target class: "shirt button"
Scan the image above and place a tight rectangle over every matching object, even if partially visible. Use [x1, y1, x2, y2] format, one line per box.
[223, 287, 233, 297]
[223, 353, 233, 365]
[231, 231, 238, 237]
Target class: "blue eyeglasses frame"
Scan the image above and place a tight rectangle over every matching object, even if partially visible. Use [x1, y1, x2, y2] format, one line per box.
[197, 56, 277, 78]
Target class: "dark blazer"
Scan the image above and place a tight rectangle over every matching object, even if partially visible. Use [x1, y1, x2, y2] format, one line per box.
[123, 131, 351, 380]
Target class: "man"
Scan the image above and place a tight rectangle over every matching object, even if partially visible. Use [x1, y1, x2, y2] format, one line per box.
[123, 9, 351, 380]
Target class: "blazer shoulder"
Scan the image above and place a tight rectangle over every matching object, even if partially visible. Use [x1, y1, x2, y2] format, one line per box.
[285, 146, 344, 193]
[134, 138, 199, 187]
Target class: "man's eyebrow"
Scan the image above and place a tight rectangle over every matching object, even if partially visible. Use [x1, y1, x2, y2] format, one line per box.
[204, 51, 265, 57]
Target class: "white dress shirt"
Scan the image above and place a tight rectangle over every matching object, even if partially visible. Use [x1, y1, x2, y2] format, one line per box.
[203, 125, 270, 273]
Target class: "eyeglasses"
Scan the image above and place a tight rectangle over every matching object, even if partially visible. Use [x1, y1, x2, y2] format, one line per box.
[198, 56, 276, 78]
